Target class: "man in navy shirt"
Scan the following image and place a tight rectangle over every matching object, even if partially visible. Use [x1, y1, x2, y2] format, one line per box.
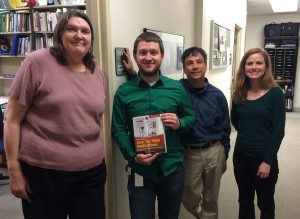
[179, 47, 230, 219]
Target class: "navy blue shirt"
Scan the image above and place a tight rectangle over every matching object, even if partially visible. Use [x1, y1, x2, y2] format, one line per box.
[179, 78, 231, 156]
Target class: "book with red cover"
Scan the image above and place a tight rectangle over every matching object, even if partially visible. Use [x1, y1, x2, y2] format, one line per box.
[132, 114, 167, 154]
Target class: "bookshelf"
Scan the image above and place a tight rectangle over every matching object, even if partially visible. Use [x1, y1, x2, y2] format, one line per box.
[31, 3, 86, 50]
[0, 2, 86, 100]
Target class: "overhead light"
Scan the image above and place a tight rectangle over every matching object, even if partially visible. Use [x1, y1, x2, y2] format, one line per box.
[269, 0, 298, 12]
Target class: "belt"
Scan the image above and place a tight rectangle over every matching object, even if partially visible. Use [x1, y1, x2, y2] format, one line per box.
[184, 140, 219, 150]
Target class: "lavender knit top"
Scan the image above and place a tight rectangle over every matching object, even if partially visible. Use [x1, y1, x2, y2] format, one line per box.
[9, 49, 107, 171]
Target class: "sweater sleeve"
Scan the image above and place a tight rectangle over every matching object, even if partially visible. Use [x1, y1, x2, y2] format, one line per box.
[9, 55, 38, 107]
[220, 97, 231, 157]
[230, 102, 238, 131]
[264, 88, 286, 164]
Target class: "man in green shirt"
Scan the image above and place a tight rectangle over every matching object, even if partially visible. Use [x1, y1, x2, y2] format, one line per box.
[112, 32, 196, 219]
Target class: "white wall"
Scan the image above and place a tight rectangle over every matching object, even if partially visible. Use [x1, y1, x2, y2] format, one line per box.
[109, 1, 196, 218]
[246, 14, 300, 110]
[201, 0, 247, 104]
[110, 0, 196, 93]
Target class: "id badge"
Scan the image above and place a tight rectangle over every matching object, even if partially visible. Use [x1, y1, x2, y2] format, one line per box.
[134, 173, 144, 187]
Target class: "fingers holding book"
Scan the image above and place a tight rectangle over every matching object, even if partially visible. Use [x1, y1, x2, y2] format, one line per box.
[135, 153, 160, 165]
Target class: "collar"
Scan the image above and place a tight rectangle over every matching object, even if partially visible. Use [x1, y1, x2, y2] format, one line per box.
[182, 78, 209, 94]
[136, 70, 165, 87]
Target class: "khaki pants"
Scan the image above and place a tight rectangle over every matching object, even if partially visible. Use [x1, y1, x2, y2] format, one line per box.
[182, 141, 226, 219]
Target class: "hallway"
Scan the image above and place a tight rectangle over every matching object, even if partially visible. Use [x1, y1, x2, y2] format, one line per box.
[180, 112, 300, 219]
[1, 112, 300, 219]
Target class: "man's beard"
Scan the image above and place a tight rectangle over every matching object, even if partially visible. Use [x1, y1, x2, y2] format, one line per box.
[138, 63, 161, 77]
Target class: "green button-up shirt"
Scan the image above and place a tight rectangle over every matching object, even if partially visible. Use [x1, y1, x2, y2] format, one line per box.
[112, 73, 196, 179]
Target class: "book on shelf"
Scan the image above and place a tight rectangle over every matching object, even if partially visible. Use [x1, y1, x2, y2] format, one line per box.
[33, 11, 60, 32]
[39, 12, 47, 31]
[133, 114, 167, 154]
[16, 10, 31, 32]
[1, 73, 16, 78]
[18, 36, 31, 55]
[44, 35, 53, 47]
[35, 34, 53, 49]
[0, 10, 30, 33]
[48, 12, 58, 31]
[10, 34, 19, 55]
[33, 11, 40, 31]
[23, 36, 31, 55]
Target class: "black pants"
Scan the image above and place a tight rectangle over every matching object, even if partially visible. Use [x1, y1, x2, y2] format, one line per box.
[21, 161, 106, 219]
[233, 151, 278, 219]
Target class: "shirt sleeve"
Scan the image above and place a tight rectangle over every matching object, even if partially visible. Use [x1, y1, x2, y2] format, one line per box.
[264, 88, 286, 164]
[176, 86, 196, 134]
[111, 89, 136, 162]
[9, 55, 38, 107]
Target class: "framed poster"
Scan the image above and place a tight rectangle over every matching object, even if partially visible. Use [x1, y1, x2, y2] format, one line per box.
[210, 20, 231, 69]
[143, 28, 184, 74]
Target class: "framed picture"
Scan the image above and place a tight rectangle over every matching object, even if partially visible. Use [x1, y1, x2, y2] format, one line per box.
[143, 28, 184, 74]
[210, 20, 231, 69]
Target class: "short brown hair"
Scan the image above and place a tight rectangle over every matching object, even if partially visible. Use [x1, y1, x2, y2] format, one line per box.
[133, 32, 164, 55]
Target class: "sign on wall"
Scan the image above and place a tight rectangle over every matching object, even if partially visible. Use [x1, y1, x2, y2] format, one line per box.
[210, 20, 231, 69]
[115, 47, 128, 76]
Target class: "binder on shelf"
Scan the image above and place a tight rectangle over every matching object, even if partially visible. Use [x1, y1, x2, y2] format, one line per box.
[10, 34, 20, 56]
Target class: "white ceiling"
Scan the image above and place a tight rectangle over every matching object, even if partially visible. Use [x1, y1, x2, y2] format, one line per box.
[247, 0, 300, 15]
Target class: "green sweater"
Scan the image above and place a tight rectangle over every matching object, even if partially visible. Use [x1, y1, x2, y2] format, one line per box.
[231, 87, 285, 164]
[112, 73, 196, 179]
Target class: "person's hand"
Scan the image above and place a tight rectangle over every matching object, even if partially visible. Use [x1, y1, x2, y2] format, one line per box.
[135, 153, 160, 165]
[257, 162, 271, 178]
[122, 48, 136, 76]
[160, 113, 180, 130]
[8, 164, 32, 203]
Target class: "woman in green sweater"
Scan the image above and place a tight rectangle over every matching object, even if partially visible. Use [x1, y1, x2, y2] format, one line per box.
[231, 48, 285, 219]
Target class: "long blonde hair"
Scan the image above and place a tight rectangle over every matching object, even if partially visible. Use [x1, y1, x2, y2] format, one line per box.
[232, 48, 278, 104]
